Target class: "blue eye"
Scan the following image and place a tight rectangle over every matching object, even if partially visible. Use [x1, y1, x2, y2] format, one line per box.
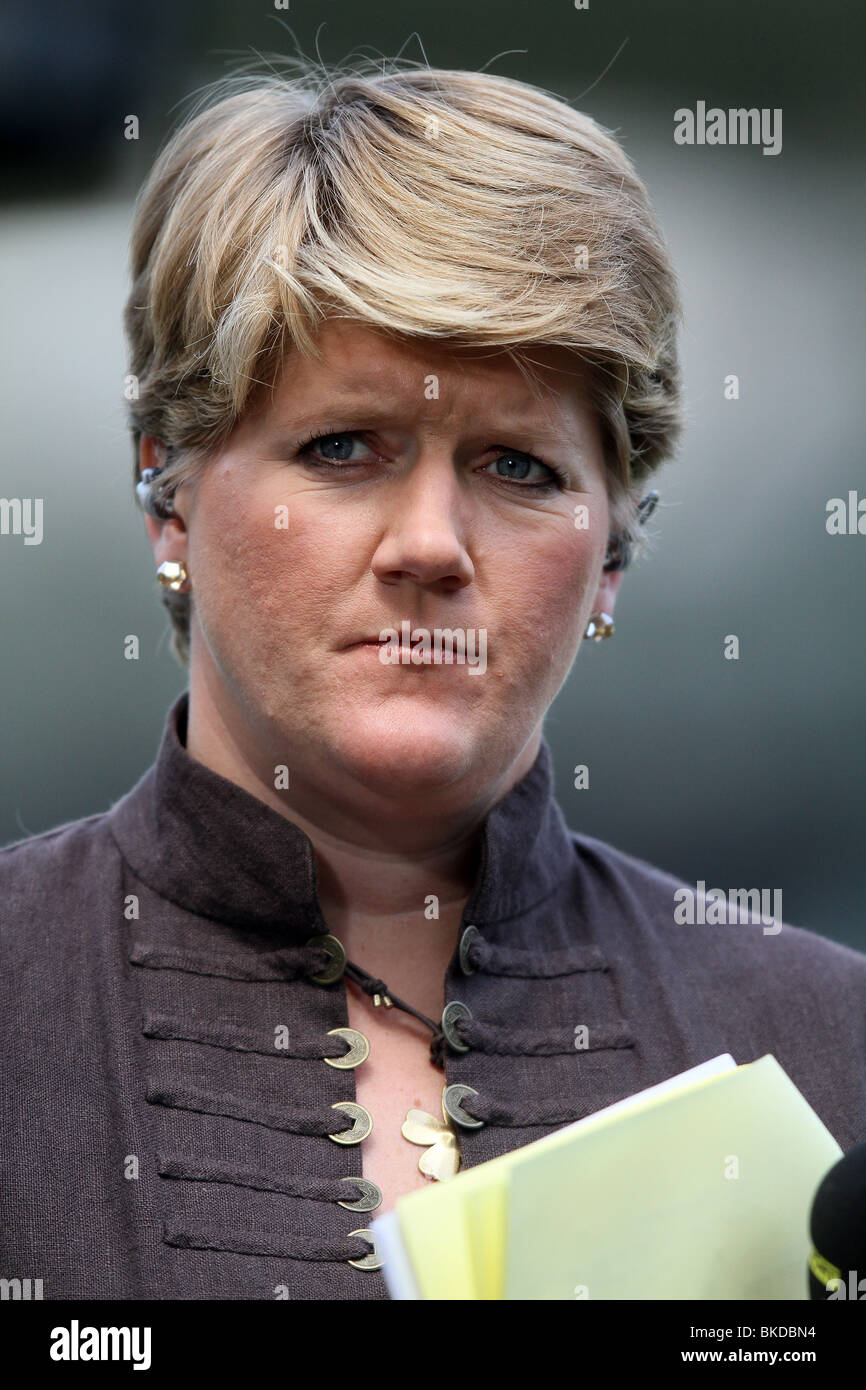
[296, 430, 381, 469]
[485, 451, 559, 487]
[311, 433, 357, 460]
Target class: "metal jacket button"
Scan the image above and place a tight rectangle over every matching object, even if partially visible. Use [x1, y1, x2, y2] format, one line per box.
[328, 1101, 373, 1144]
[306, 933, 347, 984]
[347, 1228, 383, 1270]
[458, 924, 479, 975]
[337, 1177, 382, 1213]
[324, 1027, 370, 1069]
[443, 1083, 484, 1129]
[441, 1000, 472, 1052]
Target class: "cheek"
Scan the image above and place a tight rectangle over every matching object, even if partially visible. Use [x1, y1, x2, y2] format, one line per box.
[188, 474, 319, 657]
[188, 473, 368, 687]
[488, 508, 605, 661]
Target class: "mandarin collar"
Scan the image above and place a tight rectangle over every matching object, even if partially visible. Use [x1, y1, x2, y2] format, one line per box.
[108, 689, 574, 936]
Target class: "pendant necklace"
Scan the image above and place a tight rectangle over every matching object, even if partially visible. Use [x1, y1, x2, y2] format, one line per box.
[343, 958, 462, 1182]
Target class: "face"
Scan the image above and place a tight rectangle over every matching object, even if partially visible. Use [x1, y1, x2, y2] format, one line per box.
[146, 321, 622, 816]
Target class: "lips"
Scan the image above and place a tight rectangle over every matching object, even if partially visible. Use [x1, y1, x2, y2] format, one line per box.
[344, 625, 488, 675]
[351, 634, 420, 647]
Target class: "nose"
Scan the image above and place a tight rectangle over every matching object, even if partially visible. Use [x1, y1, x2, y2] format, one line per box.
[370, 451, 475, 593]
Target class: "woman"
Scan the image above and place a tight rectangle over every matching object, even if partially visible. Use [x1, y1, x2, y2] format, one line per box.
[3, 60, 866, 1302]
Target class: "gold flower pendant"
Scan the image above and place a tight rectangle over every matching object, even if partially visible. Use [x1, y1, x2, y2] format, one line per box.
[401, 1088, 461, 1181]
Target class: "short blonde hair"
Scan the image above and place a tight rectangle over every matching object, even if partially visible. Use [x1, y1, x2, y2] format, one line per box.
[124, 57, 683, 665]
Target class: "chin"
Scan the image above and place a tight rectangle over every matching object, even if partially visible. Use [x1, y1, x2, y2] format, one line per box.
[329, 701, 485, 797]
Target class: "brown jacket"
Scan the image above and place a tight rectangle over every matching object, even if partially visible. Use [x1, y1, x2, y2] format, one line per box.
[2, 690, 865, 1299]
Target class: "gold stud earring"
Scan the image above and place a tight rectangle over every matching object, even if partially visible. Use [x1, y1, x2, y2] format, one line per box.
[156, 560, 190, 592]
[584, 611, 614, 641]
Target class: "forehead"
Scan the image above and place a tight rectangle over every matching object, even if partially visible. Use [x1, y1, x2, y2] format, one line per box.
[266, 319, 597, 425]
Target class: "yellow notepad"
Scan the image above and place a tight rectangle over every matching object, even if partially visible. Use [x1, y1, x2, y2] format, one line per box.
[374, 1054, 841, 1300]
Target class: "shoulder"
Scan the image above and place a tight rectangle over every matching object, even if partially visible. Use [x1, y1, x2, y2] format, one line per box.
[568, 827, 692, 902]
[0, 811, 118, 948]
[566, 826, 866, 986]
[1, 806, 113, 872]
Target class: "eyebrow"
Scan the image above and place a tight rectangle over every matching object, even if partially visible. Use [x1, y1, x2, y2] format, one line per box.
[262, 392, 590, 450]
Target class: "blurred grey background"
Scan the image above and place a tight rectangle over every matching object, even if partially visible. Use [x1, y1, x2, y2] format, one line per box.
[1, 0, 863, 946]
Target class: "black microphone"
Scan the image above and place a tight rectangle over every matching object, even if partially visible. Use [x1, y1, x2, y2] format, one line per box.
[808, 1140, 866, 1299]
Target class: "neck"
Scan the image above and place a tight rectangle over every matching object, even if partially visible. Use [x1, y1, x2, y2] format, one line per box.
[184, 667, 540, 940]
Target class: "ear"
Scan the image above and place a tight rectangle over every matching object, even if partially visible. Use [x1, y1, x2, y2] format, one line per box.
[139, 435, 189, 567]
[588, 565, 625, 619]
[139, 433, 167, 475]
